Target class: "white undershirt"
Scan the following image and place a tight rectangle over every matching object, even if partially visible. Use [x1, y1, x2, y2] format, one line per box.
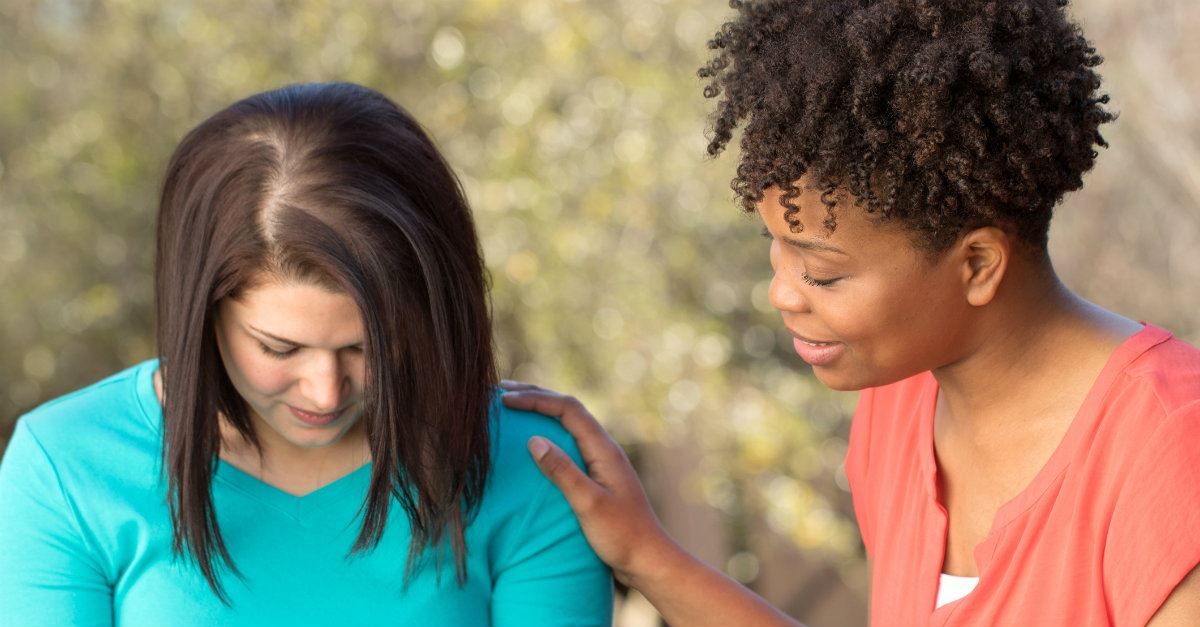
[936, 573, 980, 608]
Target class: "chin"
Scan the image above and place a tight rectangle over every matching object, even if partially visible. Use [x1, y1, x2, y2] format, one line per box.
[284, 430, 347, 449]
[811, 367, 868, 391]
[810, 361, 903, 392]
[814, 360, 930, 391]
[276, 415, 359, 449]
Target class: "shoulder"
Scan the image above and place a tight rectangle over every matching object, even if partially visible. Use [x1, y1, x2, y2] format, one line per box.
[13, 359, 160, 471]
[474, 392, 594, 559]
[1105, 331, 1200, 470]
[487, 392, 584, 487]
[1099, 333, 1200, 626]
[1117, 330, 1200, 417]
[1092, 330, 1200, 459]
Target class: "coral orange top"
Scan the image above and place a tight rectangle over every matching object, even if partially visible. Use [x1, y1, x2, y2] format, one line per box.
[846, 324, 1200, 627]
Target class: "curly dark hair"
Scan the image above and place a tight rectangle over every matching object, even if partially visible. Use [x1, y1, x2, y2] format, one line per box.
[699, 0, 1115, 253]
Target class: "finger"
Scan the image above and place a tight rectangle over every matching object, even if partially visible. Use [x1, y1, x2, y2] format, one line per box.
[528, 436, 604, 515]
[505, 392, 625, 468]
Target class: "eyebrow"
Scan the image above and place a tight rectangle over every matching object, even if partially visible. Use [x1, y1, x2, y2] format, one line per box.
[760, 226, 848, 256]
[246, 325, 362, 349]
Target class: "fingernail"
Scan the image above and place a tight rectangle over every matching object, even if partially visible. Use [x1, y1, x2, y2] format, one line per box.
[528, 436, 549, 461]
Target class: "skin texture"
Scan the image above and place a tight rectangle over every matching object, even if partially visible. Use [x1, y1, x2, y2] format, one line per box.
[156, 275, 370, 496]
[1148, 566, 1200, 627]
[501, 180, 1200, 626]
[761, 183, 973, 391]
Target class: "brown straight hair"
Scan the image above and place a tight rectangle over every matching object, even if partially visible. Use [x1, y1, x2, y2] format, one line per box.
[154, 82, 496, 602]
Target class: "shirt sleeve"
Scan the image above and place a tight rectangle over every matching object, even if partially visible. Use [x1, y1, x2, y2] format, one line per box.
[1102, 400, 1200, 627]
[846, 387, 875, 558]
[489, 435, 613, 627]
[0, 418, 114, 627]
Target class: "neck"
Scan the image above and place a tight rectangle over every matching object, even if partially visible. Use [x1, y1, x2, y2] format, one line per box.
[931, 260, 1140, 438]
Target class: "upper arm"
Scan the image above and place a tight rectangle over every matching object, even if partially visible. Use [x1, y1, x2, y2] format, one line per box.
[490, 429, 613, 627]
[1103, 402, 1200, 627]
[1146, 564, 1200, 627]
[0, 419, 113, 626]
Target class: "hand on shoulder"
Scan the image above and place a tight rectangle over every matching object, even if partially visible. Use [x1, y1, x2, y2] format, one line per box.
[499, 381, 679, 588]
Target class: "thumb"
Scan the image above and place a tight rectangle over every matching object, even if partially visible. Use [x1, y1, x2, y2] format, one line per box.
[528, 436, 603, 515]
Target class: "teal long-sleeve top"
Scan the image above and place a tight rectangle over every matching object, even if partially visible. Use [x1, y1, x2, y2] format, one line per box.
[0, 360, 612, 626]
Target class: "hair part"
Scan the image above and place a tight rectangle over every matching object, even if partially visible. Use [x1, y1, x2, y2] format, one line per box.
[155, 82, 496, 602]
[700, 0, 1115, 254]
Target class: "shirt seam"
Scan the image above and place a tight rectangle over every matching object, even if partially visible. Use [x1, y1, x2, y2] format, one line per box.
[30, 369, 139, 416]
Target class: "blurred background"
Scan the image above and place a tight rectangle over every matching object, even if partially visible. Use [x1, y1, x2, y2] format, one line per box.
[1, 1, 1196, 625]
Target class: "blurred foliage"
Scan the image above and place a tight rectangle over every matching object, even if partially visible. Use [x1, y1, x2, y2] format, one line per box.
[1, 0, 1197, 621]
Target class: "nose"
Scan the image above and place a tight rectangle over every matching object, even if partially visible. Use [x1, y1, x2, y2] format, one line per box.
[299, 353, 349, 413]
[768, 267, 811, 314]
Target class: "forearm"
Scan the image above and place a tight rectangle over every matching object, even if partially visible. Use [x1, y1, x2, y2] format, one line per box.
[629, 538, 806, 627]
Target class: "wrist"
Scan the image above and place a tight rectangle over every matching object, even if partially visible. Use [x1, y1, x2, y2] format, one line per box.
[621, 527, 693, 591]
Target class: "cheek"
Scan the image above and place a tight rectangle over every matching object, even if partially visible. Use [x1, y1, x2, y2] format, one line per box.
[222, 341, 294, 399]
[239, 361, 294, 398]
[837, 276, 962, 365]
[815, 282, 901, 341]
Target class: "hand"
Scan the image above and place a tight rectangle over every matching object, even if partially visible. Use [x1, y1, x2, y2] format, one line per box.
[501, 381, 806, 627]
[500, 381, 680, 587]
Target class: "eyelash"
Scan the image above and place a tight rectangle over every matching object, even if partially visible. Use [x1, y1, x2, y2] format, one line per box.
[257, 343, 365, 359]
[801, 273, 840, 287]
[258, 343, 297, 359]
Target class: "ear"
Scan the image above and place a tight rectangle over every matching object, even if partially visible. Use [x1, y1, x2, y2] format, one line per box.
[956, 227, 1010, 307]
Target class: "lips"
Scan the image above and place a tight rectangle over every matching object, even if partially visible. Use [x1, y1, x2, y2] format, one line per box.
[792, 332, 838, 346]
[787, 329, 846, 367]
[287, 404, 345, 426]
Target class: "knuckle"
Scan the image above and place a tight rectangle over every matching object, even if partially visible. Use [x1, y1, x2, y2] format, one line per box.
[542, 452, 569, 476]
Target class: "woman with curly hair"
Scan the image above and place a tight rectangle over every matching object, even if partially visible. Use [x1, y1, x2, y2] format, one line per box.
[0, 83, 612, 626]
[501, 1, 1200, 625]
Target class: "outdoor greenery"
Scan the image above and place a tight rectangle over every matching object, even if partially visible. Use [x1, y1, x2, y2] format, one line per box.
[2, 1, 1196, 624]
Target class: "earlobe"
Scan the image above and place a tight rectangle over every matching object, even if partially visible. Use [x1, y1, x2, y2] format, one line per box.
[960, 227, 1010, 307]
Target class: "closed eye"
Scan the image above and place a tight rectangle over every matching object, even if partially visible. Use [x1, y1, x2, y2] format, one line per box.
[258, 342, 298, 359]
[801, 272, 841, 287]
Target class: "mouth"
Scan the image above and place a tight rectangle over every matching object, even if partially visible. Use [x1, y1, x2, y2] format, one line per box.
[790, 331, 839, 347]
[787, 330, 846, 367]
[287, 404, 348, 426]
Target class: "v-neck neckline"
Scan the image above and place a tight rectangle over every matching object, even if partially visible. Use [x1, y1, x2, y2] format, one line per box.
[214, 457, 372, 520]
[133, 359, 373, 521]
[923, 323, 1172, 619]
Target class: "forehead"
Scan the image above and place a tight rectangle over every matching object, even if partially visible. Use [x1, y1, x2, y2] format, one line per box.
[223, 275, 364, 342]
[757, 183, 915, 257]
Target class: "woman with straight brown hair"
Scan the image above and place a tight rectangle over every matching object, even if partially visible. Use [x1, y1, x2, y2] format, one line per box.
[0, 82, 611, 626]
